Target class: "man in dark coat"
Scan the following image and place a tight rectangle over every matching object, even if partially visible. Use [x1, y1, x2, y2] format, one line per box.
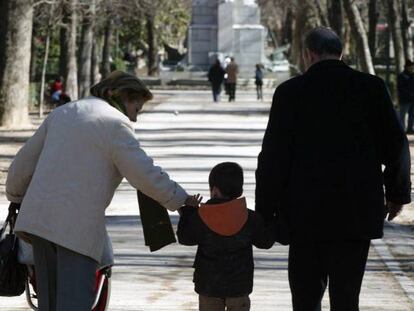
[255, 27, 411, 310]
[208, 59, 225, 102]
[397, 60, 414, 133]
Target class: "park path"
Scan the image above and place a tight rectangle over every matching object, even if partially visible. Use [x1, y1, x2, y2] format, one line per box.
[0, 90, 414, 310]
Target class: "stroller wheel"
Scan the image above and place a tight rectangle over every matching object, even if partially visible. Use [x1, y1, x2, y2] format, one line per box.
[91, 266, 112, 311]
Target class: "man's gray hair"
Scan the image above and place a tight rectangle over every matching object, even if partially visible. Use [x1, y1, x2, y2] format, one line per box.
[304, 27, 343, 56]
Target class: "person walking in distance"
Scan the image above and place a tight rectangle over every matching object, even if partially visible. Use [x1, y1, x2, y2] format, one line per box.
[255, 64, 264, 101]
[208, 59, 225, 102]
[226, 57, 239, 102]
[256, 27, 411, 311]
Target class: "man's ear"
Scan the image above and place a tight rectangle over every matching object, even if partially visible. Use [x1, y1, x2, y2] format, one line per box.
[210, 186, 223, 198]
[303, 48, 311, 67]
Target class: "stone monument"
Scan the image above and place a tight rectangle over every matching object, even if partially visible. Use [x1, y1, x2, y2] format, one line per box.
[187, 0, 219, 70]
[188, 0, 267, 75]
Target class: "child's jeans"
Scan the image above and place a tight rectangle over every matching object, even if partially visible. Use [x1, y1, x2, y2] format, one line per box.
[199, 294, 250, 311]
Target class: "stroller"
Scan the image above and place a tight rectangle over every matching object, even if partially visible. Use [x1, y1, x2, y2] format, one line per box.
[19, 237, 113, 311]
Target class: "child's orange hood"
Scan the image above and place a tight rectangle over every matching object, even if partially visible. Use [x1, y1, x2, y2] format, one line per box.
[198, 197, 248, 236]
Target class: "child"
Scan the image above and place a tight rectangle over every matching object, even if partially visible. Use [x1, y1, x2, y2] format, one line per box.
[177, 162, 274, 311]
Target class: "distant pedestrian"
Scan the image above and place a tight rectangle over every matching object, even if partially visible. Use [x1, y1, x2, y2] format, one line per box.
[208, 59, 225, 102]
[224, 56, 231, 95]
[50, 77, 63, 104]
[178, 162, 274, 311]
[256, 27, 411, 310]
[226, 57, 239, 102]
[397, 60, 414, 133]
[255, 64, 264, 101]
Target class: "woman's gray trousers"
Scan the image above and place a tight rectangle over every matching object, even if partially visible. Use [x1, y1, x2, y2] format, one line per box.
[31, 235, 97, 311]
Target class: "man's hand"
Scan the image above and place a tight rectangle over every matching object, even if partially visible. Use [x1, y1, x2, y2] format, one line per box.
[384, 201, 404, 221]
[185, 194, 203, 207]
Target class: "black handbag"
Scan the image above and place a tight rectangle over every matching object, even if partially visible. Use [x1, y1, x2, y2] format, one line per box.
[0, 203, 27, 296]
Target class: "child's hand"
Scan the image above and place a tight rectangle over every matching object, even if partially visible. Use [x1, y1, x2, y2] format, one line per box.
[185, 194, 203, 207]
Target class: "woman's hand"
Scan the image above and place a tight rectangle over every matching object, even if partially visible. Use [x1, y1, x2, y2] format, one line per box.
[185, 194, 203, 207]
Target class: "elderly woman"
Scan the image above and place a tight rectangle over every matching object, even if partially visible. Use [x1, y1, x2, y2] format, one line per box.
[6, 71, 194, 311]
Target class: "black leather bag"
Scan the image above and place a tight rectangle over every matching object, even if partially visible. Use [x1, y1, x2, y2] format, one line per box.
[0, 203, 27, 296]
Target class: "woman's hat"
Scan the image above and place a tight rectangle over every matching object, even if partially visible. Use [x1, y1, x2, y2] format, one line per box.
[90, 71, 153, 101]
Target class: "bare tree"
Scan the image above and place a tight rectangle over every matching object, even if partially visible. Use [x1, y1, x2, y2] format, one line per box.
[290, 0, 320, 73]
[78, 0, 96, 97]
[343, 0, 375, 74]
[146, 8, 158, 76]
[368, 0, 379, 58]
[30, 26, 39, 82]
[314, 0, 329, 26]
[385, 0, 405, 73]
[101, 0, 113, 79]
[64, 0, 79, 100]
[59, 2, 69, 80]
[328, 0, 344, 40]
[283, 7, 294, 45]
[38, 2, 57, 117]
[0, 0, 34, 127]
[91, 36, 101, 85]
[401, 0, 413, 61]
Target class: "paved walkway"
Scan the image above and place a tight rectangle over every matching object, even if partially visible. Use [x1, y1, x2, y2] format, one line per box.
[1, 90, 414, 310]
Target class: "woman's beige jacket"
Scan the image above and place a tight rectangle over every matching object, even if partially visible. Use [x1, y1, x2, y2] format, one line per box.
[6, 96, 187, 261]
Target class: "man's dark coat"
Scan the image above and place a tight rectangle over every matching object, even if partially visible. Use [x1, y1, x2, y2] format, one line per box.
[208, 64, 225, 87]
[256, 60, 411, 243]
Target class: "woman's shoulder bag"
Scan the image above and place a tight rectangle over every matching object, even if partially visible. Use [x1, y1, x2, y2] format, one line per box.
[0, 203, 27, 296]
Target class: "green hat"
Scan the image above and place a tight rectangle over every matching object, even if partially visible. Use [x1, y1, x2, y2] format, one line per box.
[90, 71, 153, 115]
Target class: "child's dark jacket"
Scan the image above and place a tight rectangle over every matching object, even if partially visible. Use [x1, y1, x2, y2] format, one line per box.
[177, 197, 274, 297]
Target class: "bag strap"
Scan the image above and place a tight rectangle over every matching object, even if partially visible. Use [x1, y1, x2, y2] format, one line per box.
[4, 203, 20, 234]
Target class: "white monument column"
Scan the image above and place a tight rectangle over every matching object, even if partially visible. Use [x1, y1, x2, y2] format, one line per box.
[218, 0, 267, 75]
[188, 0, 220, 70]
[188, 0, 267, 75]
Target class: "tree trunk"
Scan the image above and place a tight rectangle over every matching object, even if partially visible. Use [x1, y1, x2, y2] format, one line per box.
[91, 35, 101, 85]
[146, 12, 158, 76]
[328, 0, 344, 40]
[386, 0, 405, 74]
[0, 0, 10, 86]
[401, 0, 413, 61]
[30, 25, 38, 82]
[59, 6, 69, 80]
[314, 0, 329, 26]
[101, 13, 113, 78]
[282, 7, 293, 45]
[368, 0, 378, 58]
[343, 0, 375, 74]
[385, 25, 392, 87]
[342, 21, 352, 58]
[39, 27, 51, 117]
[291, 0, 318, 73]
[0, 0, 33, 128]
[64, 0, 78, 100]
[78, 0, 95, 97]
[39, 2, 56, 117]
